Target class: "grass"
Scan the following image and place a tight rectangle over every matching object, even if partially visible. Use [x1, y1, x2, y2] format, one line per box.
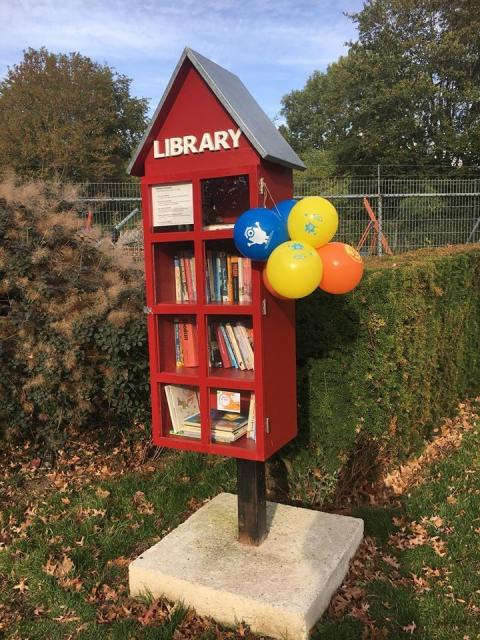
[1, 410, 479, 639]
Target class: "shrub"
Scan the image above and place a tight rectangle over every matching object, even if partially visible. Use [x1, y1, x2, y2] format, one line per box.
[285, 245, 480, 504]
[0, 175, 149, 446]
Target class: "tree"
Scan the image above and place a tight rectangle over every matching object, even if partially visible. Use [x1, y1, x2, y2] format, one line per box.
[0, 48, 149, 182]
[281, 0, 480, 174]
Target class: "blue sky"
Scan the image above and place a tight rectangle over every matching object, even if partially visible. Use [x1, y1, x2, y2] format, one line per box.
[1, 0, 364, 119]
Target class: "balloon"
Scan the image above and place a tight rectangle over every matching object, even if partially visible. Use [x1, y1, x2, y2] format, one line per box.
[234, 208, 289, 261]
[288, 196, 338, 248]
[266, 241, 323, 299]
[262, 265, 288, 299]
[317, 242, 364, 294]
[273, 199, 297, 223]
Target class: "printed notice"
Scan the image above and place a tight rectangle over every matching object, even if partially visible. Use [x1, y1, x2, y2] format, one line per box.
[151, 183, 194, 227]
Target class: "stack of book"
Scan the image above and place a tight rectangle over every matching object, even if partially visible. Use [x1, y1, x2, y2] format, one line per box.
[205, 250, 252, 304]
[174, 250, 196, 302]
[208, 321, 254, 370]
[180, 409, 248, 443]
[174, 317, 198, 367]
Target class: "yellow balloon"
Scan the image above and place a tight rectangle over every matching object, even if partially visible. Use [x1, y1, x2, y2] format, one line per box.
[266, 241, 323, 299]
[288, 196, 339, 248]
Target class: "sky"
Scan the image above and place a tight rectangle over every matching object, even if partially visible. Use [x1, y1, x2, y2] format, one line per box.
[0, 0, 365, 119]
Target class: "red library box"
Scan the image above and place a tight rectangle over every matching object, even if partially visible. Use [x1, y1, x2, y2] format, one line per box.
[128, 48, 306, 461]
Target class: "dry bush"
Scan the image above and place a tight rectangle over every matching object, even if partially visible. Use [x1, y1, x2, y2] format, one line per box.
[0, 174, 149, 447]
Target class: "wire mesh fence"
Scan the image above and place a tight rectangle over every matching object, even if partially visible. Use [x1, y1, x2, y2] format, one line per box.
[74, 176, 480, 258]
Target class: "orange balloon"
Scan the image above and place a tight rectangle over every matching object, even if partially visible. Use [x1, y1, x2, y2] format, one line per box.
[262, 265, 289, 299]
[317, 242, 364, 294]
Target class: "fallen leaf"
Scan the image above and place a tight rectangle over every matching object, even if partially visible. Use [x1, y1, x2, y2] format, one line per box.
[95, 487, 110, 499]
[13, 579, 29, 594]
[403, 622, 417, 634]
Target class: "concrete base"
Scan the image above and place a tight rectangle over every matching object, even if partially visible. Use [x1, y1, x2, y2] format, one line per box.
[129, 493, 363, 640]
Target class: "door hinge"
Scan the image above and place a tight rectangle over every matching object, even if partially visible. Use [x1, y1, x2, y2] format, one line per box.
[265, 417, 270, 434]
[261, 299, 267, 315]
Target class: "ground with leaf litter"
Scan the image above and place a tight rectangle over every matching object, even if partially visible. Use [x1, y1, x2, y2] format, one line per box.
[1, 401, 479, 639]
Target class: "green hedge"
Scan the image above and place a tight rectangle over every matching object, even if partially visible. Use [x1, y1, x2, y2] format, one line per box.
[287, 246, 480, 503]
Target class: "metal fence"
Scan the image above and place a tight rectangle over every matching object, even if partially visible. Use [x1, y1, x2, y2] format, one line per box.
[75, 176, 480, 257]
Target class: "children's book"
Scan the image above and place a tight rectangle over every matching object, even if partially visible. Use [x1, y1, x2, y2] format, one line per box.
[164, 385, 200, 433]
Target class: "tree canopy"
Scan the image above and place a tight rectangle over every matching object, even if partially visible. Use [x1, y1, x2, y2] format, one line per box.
[0, 48, 149, 182]
[280, 0, 480, 174]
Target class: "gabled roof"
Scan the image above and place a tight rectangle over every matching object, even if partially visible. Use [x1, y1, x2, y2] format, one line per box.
[127, 47, 306, 175]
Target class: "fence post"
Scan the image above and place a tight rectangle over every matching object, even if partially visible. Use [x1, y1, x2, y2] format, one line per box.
[377, 165, 383, 256]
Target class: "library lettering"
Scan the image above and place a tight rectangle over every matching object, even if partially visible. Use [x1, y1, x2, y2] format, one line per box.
[153, 128, 242, 158]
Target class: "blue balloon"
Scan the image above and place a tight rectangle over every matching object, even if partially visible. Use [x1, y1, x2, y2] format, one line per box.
[273, 199, 298, 223]
[234, 208, 289, 261]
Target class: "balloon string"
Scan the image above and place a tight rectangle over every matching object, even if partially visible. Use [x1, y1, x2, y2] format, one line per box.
[261, 180, 282, 220]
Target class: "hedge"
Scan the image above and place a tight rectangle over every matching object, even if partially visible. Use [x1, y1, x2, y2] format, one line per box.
[287, 245, 480, 503]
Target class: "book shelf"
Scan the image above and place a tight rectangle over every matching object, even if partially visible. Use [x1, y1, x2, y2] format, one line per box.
[141, 164, 298, 462]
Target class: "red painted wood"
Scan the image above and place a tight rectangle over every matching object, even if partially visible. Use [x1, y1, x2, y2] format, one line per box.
[138, 60, 297, 461]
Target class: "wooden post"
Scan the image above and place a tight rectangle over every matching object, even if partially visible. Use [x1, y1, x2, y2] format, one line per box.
[237, 459, 267, 546]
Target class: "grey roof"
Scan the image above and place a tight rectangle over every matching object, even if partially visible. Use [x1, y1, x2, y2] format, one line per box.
[127, 47, 306, 175]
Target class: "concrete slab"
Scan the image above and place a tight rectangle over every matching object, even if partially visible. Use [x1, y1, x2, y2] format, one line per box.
[129, 493, 363, 640]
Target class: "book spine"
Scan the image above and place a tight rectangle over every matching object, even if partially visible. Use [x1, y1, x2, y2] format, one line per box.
[220, 324, 238, 368]
[220, 252, 229, 303]
[227, 254, 233, 303]
[226, 322, 245, 370]
[215, 254, 222, 303]
[180, 320, 198, 367]
[179, 256, 189, 302]
[231, 256, 239, 303]
[236, 323, 254, 370]
[238, 257, 244, 303]
[183, 251, 194, 301]
[164, 385, 178, 432]
[215, 324, 232, 368]
[234, 324, 254, 370]
[209, 324, 222, 368]
[247, 394, 256, 440]
[207, 251, 215, 303]
[243, 259, 252, 303]
[190, 254, 196, 302]
[174, 318, 183, 366]
[174, 256, 182, 302]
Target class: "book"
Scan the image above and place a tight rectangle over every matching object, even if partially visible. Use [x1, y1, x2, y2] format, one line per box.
[242, 259, 252, 303]
[164, 385, 199, 433]
[225, 322, 245, 370]
[234, 323, 255, 370]
[179, 319, 198, 367]
[227, 254, 233, 303]
[215, 324, 232, 368]
[209, 324, 222, 368]
[182, 411, 201, 427]
[247, 394, 256, 440]
[231, 256, 239, 302]
[238, 257, 244, 303]
[174, 318, 182, 366]
[219, 324, 238, 367]
[220, 252, 229, 303]
[179, 255, 189, 302]
[210, 409, 248, 430]
[183, 251, 194, 302]
[174, 256, 182, 302]
[189, 254, 196, 302]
